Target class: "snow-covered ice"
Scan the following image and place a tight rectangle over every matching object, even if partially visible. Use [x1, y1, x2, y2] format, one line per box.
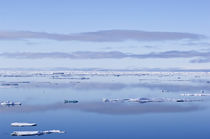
[0, 101, 21, 106]
[103, 98, 164, 103]
[11, 122, 37, 127]
[103, 98, 201, 103]
[11, 130, 65, 136]
[180, 93, 210, 96]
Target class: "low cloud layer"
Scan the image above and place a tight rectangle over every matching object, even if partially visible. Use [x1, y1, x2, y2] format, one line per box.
[1, 51, 210, 62]
[0, 30, 205, 42]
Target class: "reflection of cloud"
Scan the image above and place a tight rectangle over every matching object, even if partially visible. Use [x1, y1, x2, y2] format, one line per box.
[133, 82, 210, 92]
[1, 50, 210, 60]
[0, 102, 203, 115]
[0, 30, 205, 42]
[72, 82, 210, 92]
[2, 81, 210, 92]
[0, 67, 210, 72]
[182, 42, 210, 47]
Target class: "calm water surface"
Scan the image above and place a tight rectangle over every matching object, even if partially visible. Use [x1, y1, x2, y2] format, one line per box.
[0, 71, 210, 139]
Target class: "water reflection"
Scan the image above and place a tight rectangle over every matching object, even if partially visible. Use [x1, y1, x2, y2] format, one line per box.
[1, 81, 210, 92]
[0, 102, 204, 115]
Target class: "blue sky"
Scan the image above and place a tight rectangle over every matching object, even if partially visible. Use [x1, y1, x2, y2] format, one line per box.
[0, 0, 210, 70]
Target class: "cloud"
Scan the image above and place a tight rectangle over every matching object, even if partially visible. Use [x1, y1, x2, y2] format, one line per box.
[190, 58, 210, 63]
[0, 51, 126, 59]
[1, 50, 210, 60]
[0, 30, 205, 42]
[0, 102, 203, 115]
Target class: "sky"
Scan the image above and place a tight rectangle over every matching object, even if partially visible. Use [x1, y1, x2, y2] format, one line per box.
[0, 0, 210, 71]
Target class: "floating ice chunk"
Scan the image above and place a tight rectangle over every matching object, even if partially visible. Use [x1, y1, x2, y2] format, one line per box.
[52, 72, 65, 75]
[103, 97, 200, 103]
[103, 98, 164, 103]
[103, 98, 125, 103]
[1, 101, 21, 106]
[110, 99, 121, 102]
[138, 98, 165, 103]
[176, 99, 185, 102]
[128, 98, 153, 103]
[43, 130, 65, 134]
[64, 100, 78, 103]
[11, 122, 37, 127]
[174, 98, 201, 102]
[102, 98, 110, 102]
[127, 98, 140, 102]
[1, 83, 19, 86]
[11, 131, 43, 136]
[122, 98, 130, 101]
[180, 93, 210, 96]
[11, 130, 65, 136]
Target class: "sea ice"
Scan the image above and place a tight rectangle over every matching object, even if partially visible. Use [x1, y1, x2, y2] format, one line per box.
[128, 98, 153, 103]
[11, 130, 65, 136]
[11, 122, 37, 127]
[103, 98, 164, 103]
[180, 93, 210, 96]
[0, 101, 21, 106]
[11, 131, 43, 136]
[103, 98, 200, 103]
[64, 100, 79, 103]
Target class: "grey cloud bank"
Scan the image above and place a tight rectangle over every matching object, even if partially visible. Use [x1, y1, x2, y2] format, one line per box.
[1, 50, 210, 62]
[0, 30, 205, 42]
[190, 58, 210, 63]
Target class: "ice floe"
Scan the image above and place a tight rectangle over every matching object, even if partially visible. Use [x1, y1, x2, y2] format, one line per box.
[103, 98, 164, 103]
[64, 100, 79, 103]
[11, 130, 65, 136]
[174, 99, 198, 102]
[127, 98, 163, 103]
[11, 122, 37, 127]
[11, 131, 42, 136]
[180, 93, 210, 96]
[0, 101, 21, 106]
[103, 98, 201, 103]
